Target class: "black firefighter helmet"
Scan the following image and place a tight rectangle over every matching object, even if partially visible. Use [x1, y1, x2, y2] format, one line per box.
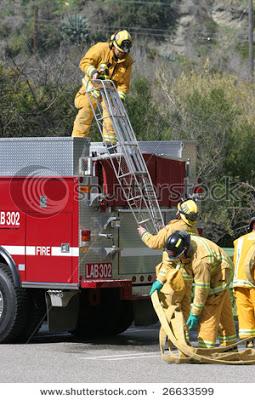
[165, 231, 191, 260]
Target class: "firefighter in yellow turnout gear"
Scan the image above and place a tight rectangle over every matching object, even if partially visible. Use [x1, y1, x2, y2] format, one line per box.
[164, 231, 237, 348]
[137, 199, 199, 322]
[233, 217, 255, 347]
[72, 30, 133, 144]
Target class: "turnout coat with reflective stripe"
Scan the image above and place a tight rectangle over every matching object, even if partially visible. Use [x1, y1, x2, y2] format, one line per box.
[79, 42, 133, 96]
[233, 231, 255, 288]
[181, 236, 233, 316]
[141, 219, 198, 283]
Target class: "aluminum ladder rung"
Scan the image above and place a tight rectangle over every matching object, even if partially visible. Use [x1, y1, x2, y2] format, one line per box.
[137, 218, 151, 225]
[88, 79, 164, 234]
[134, 171, 147, 175]
[118, 171, 132, 178]
[92, 152, 122, 161]
[126, 195, 143, 202]
[118, 171, 147, 179]
[122, 142, 139, 146]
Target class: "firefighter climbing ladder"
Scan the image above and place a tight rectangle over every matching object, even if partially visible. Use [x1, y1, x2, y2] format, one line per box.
[88, 79, 164, 234]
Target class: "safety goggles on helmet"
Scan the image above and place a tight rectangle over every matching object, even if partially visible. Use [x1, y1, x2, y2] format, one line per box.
[177, 199, 198, 224]
[179, 210, 197, 222]
[112, 30, 132, 53]
[165, 231, 191, 260]
[119, 39, 132, 53]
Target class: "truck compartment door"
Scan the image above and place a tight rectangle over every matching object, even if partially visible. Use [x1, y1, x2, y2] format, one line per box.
[25, 213, 74, 283]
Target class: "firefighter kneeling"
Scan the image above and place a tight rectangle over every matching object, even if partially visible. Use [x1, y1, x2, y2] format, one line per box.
[150, 231, 237, 349]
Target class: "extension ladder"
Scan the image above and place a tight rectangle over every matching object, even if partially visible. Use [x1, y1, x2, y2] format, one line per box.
[88, 79, 164, 234]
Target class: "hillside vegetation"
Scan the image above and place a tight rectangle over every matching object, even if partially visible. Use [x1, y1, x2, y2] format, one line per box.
[0, 0, 255, 242]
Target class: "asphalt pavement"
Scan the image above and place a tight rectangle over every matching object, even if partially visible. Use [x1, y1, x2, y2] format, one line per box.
[0, 323, 254, 383]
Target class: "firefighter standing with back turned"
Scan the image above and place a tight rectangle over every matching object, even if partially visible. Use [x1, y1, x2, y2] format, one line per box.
[72, 30, 133, 147]
[163, 231, 237, 348]
[233, 217, 255, 348]
[137, 199, 199, 321]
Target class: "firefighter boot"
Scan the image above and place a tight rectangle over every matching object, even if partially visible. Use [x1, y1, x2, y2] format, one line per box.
[246, 339, 255, 348]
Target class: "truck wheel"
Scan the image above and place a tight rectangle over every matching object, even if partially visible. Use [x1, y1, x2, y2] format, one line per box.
[0, 265, 30, 343]
[106, 300, 133, 336]
[19, 290, 46, 342]
[73, 290, 134, 338]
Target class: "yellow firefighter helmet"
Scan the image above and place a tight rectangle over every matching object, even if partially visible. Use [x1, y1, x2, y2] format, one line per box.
[177, 199, 198, 226]
[110, 30, 132, 53]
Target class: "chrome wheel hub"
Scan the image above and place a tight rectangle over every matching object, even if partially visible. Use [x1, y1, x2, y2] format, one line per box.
[0, 290, 3, 319]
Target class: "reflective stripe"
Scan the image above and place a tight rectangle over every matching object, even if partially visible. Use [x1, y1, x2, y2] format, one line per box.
[192, 303, 204, 309]
[218, 334, 237, 340]
[194, 281, 210, 289]
[239, 329, 255, 335]
[102, 132, 117, 144]
[234, 236, 243, 281]
[118, 91, 126, 101]
[181, 271, 193, 280]
[193, 236, 229, 272]
[209, 284, 228, 294]
[2, 245, 25, 255]
[2, 245, 79, 257]
[233, 279, 255, 288]
[198, 340, 215, 348]
[87, 66, 97, 78]
[183, 275, 193, 281]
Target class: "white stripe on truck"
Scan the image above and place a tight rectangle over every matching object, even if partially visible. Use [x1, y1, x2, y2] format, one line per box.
[2, 245, 79, 257]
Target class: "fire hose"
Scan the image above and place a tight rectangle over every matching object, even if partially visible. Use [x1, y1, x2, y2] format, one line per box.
[151, 291, 255, 364]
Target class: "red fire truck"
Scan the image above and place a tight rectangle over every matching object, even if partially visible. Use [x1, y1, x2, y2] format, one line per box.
[0, 137, 196, 343]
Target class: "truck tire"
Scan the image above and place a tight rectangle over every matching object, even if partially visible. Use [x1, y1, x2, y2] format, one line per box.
[106, 300, 133, 336]
[73, 289, 134, 338]
[19, 290, 46, 342]
[0, 264, 30, 343]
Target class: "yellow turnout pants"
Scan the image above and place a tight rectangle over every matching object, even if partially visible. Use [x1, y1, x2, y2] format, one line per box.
[72, 88, 116, 144]
[156, 264, 191, 320]
[198, 290, 237, 348]
[157, 266, 192, 343]
[234, 287, 255, 339]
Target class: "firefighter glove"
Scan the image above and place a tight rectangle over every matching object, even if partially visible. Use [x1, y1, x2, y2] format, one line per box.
[186, 313, 199, 330]
[150, 280, 163, 296]
[118, 91, 126, 102]
[91, 89, 100, 99]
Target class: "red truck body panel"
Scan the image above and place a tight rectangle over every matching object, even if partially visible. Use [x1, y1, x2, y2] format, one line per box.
[0, 177, 79, 284]
[0, 139, 189, 289]
[95, 155, 185, 208]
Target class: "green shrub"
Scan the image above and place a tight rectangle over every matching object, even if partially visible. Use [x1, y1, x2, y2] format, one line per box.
[61, 14, 89, 44]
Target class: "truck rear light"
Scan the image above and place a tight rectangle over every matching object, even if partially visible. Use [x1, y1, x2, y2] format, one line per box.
[81, 229, 91, 242]
[140, 275, 144, 282]
[148, 275, 152, 282]
[132, 276, 136, 282]
[99, 199, 107, 211]
[80, 185, 90, 193]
